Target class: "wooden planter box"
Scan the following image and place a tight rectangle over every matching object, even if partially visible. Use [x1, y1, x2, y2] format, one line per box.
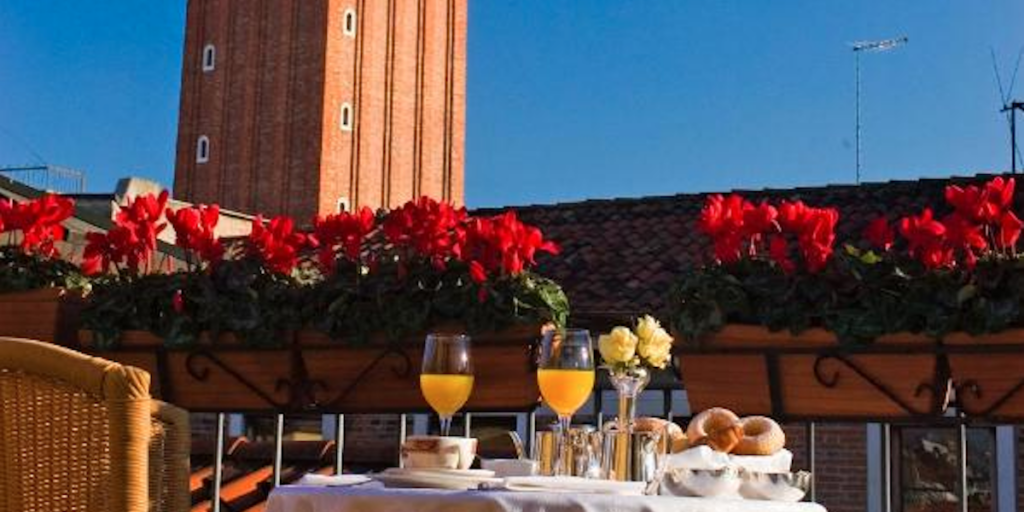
[676, 325, 1024, 422]
[80, 325, 544, 414]
[0, 288, 82, 347]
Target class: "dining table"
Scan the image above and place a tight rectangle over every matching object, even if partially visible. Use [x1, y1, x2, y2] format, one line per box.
[265, 482, 829, 512]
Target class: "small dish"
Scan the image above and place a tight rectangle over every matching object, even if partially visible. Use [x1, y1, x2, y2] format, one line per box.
[373, 467, 500, 490]
[481, 458, 538, 478]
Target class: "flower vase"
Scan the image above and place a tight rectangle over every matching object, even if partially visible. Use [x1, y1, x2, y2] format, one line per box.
[609, 367, 650, 433]
[603, 367, 651, 482]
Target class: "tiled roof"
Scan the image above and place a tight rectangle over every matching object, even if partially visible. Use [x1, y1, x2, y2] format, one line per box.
[190, 438, 339, 512]
[476, 172, 1018, 326]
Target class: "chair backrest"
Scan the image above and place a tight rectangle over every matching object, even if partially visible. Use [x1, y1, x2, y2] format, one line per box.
[0, 337, 152, 512]
[149, 401, 190, 512]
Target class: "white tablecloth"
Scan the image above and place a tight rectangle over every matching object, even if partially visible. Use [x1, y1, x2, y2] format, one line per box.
[266, 483, 828, 512]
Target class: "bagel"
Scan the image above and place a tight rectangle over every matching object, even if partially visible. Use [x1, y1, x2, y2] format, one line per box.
[686, 407, 744, 453]
[635, 417, 689, 453]
[733, 416, 786, 456]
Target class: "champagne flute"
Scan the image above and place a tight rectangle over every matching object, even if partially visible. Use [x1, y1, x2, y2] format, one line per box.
[536, 328, 595, 475]
[420, 334, 474, 437]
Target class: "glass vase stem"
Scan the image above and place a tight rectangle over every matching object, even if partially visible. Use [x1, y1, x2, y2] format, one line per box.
[618, 390, 638, 432]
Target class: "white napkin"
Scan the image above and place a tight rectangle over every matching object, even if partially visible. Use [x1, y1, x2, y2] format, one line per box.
[500, 476, 646, 495]
[666, 446, 793, 473]
[729, 449, 793, 474]
[666, 446, 730, 470]
[294, 473, 372, 487]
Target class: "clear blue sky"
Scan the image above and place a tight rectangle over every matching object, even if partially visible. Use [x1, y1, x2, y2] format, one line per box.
[1, 1, 1022, 208]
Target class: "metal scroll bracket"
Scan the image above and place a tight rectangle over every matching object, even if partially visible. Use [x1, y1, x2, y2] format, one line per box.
[813, 351, 936, 417]
[185, 349, 290, 410]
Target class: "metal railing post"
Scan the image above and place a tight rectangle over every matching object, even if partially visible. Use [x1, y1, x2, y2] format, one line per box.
[334, 414, 345, 475]
[958, 423, 968, 512]
[212, 413, 226, 512]
[399, 414, 408, 467]
[882, 423, 892, 512]
[272, 414, 285, 487]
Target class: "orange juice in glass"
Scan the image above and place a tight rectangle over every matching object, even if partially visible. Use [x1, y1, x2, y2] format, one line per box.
[537, 328, 594, 476]
[537, 368, 595, 416]
[420, 373, 474, 417]
[420, 334, 473, 436]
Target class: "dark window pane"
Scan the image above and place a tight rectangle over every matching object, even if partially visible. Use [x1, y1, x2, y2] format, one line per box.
[897, 428, 994, 512]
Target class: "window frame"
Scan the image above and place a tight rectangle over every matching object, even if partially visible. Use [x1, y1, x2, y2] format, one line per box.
[343, 8, 357, 38]
[196, 135, 211, 164]
[340, 102, 354, 132]
[202, 44, 216, 72]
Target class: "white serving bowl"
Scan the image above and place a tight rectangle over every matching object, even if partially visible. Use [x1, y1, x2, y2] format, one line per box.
[660, 467, 742, 499]
[738, 470, 811, 502]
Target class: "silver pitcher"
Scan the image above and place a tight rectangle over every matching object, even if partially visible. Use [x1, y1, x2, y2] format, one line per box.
[533, 425, 604, 478]
[601, 422, 669, 484]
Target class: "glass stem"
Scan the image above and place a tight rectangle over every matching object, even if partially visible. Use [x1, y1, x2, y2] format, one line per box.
[555, 414, 572, 476]
[440, 415, 452, 437]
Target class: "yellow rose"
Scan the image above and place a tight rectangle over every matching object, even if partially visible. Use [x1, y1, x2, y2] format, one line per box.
[636, 318, 674, 369]
[598, 326, 638, 364]
[634, 315, 661, 343]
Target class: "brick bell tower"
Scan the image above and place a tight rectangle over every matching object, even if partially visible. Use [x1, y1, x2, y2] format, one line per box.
[173, 0, 467, 220]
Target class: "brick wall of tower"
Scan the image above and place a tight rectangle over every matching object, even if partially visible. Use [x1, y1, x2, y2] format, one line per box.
[318, 0, 467, 213]
[175, 0, 466, 219]
[174, 0, 328, 221]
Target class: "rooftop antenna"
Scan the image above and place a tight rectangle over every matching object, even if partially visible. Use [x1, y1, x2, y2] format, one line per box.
[991, 46, 1024, 174]
[851, 36, 908, 184]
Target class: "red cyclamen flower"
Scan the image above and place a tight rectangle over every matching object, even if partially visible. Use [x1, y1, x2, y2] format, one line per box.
[312, 207, 376, 273]
[248, 215, 308, 275]
[862, 217, 894, 251]
[82, 191, 169, 276]
[166, 204, 224, 266]
[459, 211, 559, 283]
[0, 194, 75, 258]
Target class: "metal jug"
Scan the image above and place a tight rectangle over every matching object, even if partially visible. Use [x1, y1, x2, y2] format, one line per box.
[532, 425, 604, 478]
[601, 422, 669, 483]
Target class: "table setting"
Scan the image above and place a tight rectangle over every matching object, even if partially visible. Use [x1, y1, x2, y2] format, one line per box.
[266, 319, 827, 512]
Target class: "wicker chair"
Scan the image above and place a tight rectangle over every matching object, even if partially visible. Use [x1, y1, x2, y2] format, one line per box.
[0, 337, 189, 512]
[150, 401, 191, 512]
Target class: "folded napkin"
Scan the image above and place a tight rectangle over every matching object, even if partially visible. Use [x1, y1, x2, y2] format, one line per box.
[729, 449, 792, 474]
[499, 476, 646, 496]
[666, 446, 730, 471]
[666, 446, 793, 474]
[294, 473, 372, 487]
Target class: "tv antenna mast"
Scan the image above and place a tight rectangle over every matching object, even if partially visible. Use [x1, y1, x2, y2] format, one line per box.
[991, 47, 1024, 174]
[851, 36, 908, 184]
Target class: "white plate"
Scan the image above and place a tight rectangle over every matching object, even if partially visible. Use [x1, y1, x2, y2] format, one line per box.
[382, 468, 496, 478]
[373, 468, 501, 490]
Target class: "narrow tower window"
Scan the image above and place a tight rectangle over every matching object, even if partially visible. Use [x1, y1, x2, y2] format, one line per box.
[202, 44, 216, 72]
[340, 102, 354, 131]
[196, 136, 210, 163]
[337, 197, 350, 212]
[343, 9, 357, 37]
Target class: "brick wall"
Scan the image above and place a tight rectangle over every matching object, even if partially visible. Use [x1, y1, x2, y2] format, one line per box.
[785, 423, 867, 512]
